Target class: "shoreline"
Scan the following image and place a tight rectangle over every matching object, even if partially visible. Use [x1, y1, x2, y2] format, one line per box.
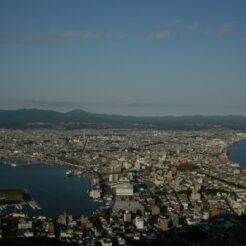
[226, 139, 246, 168]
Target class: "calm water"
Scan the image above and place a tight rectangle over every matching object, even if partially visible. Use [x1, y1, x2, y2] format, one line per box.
[0, 164, 101, 217]
[230, 140, 246, 168]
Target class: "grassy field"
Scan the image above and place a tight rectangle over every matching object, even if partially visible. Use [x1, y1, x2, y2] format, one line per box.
[0, 188, 25, 203]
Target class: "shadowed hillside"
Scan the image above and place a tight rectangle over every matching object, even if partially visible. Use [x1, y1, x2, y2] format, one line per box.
[0, 109, 246, 130]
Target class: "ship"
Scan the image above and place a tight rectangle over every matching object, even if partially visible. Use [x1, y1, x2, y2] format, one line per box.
[66, 170, 74, 176]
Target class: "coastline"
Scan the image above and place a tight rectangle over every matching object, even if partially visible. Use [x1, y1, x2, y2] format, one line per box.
[226, 139, 246, 168]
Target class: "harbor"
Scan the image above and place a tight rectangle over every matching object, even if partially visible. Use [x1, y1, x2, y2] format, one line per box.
[0, 164, 101, 217]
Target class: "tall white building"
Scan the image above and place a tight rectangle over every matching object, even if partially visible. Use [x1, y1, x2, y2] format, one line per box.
[134, 216, 144, 230]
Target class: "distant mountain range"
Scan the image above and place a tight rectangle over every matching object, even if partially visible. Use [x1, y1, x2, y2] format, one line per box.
[0, 109, 246, 130]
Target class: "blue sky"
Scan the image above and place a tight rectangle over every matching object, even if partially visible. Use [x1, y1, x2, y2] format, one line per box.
[0, 0, 245, 115]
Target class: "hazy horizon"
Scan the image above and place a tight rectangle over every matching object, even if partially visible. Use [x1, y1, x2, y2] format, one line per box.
[0, 99, 246, 117]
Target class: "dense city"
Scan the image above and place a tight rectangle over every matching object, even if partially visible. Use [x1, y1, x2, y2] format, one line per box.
[1, 128, 246, 245]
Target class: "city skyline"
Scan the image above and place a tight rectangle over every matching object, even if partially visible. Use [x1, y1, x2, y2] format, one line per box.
[0, 0, 246, 116]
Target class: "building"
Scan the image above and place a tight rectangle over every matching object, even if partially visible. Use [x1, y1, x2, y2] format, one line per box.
[124, 211, 132, 222]
[135, 216, 144, 230]
[152, 206, 160, 216]
[89, 189, 101, 199]
[100, 238, 112, 246]
[115, 183, 133, 196]
[158, 217, 169, 231]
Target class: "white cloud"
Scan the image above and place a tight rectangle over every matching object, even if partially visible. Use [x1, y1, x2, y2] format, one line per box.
[0, 31, 112, 45]
[145, 31, 170, 41]
[218, 24, 233, 36]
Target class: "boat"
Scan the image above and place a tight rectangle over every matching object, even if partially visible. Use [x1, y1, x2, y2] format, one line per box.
[66, 169, 84, 176]
[66, 170, 74, 176]
[11, 163, 17, 167]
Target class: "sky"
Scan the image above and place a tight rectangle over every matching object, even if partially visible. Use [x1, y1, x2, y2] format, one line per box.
[0, 0, 245, 116]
